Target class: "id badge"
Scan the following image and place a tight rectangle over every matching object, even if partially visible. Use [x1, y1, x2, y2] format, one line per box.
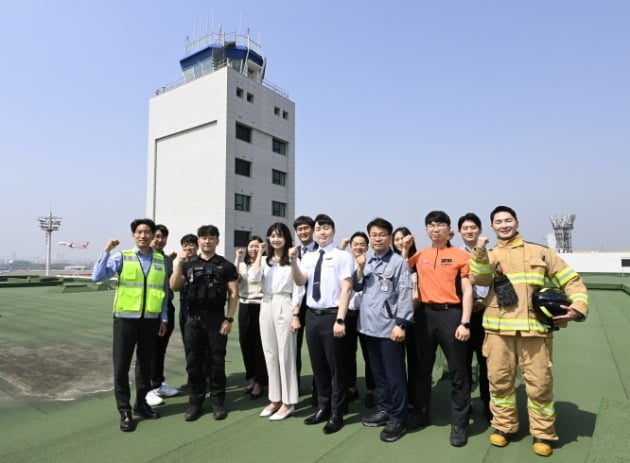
[379, 278, 391, 292]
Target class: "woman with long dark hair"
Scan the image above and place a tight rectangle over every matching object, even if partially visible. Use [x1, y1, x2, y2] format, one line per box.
[251, 223, 304, 420]
[234, 236, 267, 399]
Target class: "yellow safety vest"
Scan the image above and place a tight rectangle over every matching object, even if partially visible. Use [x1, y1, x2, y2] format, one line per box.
[113, 250, 166, 319]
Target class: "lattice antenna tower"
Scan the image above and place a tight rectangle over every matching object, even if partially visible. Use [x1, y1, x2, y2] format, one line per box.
[549, 214, 575, 253]
[37, 210, 62, 276]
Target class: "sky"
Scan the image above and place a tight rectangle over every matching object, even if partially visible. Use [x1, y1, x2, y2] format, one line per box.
[1, 0, 628, 262]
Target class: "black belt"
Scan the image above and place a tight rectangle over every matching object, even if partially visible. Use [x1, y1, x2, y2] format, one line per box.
[423, 303, 462, 310]
[307, 307, 338, 315]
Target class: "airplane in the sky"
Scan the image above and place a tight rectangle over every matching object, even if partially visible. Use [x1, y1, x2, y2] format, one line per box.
[58, 241, 89, 249]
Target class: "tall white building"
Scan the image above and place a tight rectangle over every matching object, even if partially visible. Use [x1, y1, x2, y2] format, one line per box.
[147, 31, 295, 257]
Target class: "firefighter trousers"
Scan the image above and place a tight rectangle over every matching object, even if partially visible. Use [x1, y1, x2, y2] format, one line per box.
[483, 333, 558, 440]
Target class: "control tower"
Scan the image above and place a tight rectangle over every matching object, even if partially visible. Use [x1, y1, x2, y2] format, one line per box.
[147, 30, 295, 257]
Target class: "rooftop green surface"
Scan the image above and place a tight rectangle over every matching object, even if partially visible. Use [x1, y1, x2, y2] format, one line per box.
[0, 280, 628, 463]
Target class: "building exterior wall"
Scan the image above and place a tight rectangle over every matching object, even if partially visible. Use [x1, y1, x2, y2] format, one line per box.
[147, 66, 295, 257]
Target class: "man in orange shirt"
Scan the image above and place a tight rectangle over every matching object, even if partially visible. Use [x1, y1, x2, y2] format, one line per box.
[401, 210, 472, 447]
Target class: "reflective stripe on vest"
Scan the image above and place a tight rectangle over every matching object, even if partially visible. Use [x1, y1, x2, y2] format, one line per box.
[491, 392, 516, 408]
[114, 250, 166, 317]
[527, 398, 555, 417]
[483, 316, 548, 333]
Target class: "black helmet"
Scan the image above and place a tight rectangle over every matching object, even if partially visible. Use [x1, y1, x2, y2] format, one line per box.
[532, 288, 569, 329]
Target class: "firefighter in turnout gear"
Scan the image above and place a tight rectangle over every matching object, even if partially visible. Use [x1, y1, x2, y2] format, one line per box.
[469, 206, 588, 457]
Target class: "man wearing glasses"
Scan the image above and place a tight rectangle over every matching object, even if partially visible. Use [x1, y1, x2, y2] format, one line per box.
[401, 210, 473, 447]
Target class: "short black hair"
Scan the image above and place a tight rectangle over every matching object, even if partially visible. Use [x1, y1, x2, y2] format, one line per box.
[425, 210, 451, 226]
[197, 225, 220, 238]
[350, 231, 369, 245]
[490, 206, 518, 223]
[366, 217, 393, 235]
[314, 214, 335, 230]
[155, 224, 169, 236]
[130, 218, 156, 233]
[293, 215, 315, 230]
[457, 213, 482, 231]
[180, 234, 198, 246]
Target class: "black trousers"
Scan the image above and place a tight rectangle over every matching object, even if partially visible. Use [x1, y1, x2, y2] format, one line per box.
[150, 302, 175, 388]
[414, 305, 471, 427]
[238, 302, 268, 387]
[467, 309, 489, 407]
[344, 311, 375, 391]
[405, 303, 421, 404]
[113, 317, 159, 411]
[366, 335, 408, 423]
[305, 309, 346, 415]
[185, 312, 227, 405]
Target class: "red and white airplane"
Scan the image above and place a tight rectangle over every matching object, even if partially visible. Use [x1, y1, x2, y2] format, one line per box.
[58, 241, 89, 249]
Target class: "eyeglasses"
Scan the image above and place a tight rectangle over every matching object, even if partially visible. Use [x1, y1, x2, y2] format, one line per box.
[426, 223, 449, 230]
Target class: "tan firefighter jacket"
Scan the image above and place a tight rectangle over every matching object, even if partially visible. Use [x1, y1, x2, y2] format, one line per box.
[469, 234, 588, 337]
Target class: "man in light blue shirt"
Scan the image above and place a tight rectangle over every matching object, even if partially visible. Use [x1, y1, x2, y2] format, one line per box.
[92, 218, 168, 432]
[354, 217, 414, 443]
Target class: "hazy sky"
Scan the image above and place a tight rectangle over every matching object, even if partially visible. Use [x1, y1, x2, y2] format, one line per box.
[1, 0, 628, 262]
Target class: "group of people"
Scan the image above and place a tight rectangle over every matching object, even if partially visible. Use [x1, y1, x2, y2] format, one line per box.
[92, 205, 588, 457]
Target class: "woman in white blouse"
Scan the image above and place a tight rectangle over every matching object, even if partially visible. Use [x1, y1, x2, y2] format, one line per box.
[251, 222, 304, 420]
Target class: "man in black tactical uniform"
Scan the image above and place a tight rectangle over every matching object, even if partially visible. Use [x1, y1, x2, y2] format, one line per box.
[170, 225, 239, 421]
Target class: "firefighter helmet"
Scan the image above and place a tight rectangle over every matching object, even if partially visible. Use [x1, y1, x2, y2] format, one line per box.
[532, 287, 569, 328]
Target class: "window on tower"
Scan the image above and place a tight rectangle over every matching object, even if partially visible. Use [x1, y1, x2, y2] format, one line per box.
[236, 123, 252, 143]
[272, 138, 287, 155]
[272, 201, 287, 218]
[235, 194, 251, 212]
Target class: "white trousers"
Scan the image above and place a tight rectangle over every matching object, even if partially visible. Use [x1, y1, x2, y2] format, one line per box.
[259, 293, 298, 405]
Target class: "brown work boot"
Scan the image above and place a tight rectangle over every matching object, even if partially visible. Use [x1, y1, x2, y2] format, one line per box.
[489, 429, 511, 447]
[532, 437, 553, 457]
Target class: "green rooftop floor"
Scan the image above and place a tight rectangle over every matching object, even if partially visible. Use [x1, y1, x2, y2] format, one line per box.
[0, 275, 628, 462]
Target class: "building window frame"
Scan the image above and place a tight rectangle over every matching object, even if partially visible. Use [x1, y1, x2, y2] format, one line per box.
[272, 169, 286, 186]
[235, 158, 251, 177]
[272, 200, 287, 218]
[234, 230, 251, 247]
[235, 193, 251, 212]
[236, 123, 252, 143]
[272, 138, 287, 155]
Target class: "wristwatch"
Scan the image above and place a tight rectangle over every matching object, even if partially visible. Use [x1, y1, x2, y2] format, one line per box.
[397, 323, 407, 330]
[459, 322, 470, 329]
[336, 318, 345, 325]
[224, 317, 234, 323]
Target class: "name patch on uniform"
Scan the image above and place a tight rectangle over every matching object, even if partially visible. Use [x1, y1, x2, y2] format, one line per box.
[441, 258, 453, 263]
[154, 264, 164, 271]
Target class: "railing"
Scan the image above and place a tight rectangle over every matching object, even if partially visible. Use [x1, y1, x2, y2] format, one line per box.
[154, 63, 289, 98]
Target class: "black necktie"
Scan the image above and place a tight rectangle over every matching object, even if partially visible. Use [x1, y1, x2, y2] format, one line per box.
[312, 250, 325, 302]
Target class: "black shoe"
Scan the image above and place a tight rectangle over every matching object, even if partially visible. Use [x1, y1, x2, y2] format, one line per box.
[450, 425, 468, 447]
[304, 409, 330, 425]
[362, 411, 390, 427]
[323, 415, 344, 434]
[364, 392, 376, 408]
[133, 403, 160, 419]
[380, 421, 407, 442]
[185, 404, 202, 422]
[119, 410, 134, 432]
[407, 410, 431, 430]
[212, 403, 228, 420]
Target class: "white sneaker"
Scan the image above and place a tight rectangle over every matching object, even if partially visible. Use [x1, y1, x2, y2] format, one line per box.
[157, 382, 180, 397]
[146, 389, 165, 406]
